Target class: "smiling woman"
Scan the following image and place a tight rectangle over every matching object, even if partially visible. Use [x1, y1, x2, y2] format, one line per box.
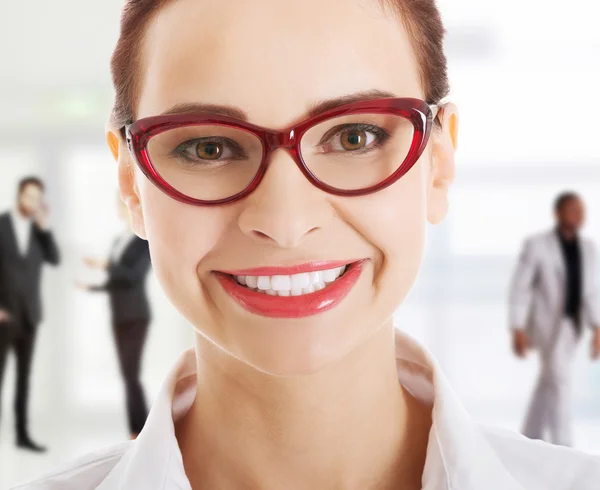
[15, 0, 600, 489]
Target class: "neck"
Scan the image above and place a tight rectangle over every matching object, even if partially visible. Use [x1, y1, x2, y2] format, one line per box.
[176, 323, 430, 490]
[15, 207, 29, 220]
[558, 225, 577, 241]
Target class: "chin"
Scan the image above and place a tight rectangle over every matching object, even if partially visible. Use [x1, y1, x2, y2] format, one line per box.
[218, 313, 374, 377]
[237, 345, 354, 377]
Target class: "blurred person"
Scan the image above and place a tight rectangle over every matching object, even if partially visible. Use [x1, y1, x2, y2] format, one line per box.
[0, 177, 60, 453]
[510, 192, 600, 447]
[77, 195, 152, 440]
[15, 0, 600, 489]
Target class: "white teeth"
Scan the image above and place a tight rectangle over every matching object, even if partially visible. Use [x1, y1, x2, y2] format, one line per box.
[291, 272, 310, 289]
[257, 276, 271, 290]
[323, 268, 338, 283]
[234, 265, 349, 296]
[271, 275, 292, 291]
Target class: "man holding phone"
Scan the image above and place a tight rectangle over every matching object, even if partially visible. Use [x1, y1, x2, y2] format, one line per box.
[0, 177, 60, 452]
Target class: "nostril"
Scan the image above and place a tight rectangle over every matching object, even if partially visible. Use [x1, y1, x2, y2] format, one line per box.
[252, 230, 274, 241]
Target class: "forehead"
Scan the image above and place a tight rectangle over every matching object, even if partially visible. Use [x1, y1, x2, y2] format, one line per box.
[564, 198, 583, 208]
[559, 197, 583, 212]
[22, 184, 41, 196]
[138, 0, 422, 126]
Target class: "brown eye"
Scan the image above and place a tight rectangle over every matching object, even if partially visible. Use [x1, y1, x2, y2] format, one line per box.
[340, 130, 367, 150]
[196, 142, 223, 160]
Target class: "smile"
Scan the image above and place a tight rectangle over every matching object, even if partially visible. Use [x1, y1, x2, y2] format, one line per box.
[215, 260, 365, 318]
[233, 265, 347, 296]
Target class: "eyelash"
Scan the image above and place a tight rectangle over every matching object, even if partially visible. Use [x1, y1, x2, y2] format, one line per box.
[319, 123, 390, 152]
[172, 137, 247, 163]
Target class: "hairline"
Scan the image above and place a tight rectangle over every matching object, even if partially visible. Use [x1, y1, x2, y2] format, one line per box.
[111, 0, 446, 127]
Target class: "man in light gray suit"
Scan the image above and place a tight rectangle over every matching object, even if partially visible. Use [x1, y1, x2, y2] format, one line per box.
[509, 192, 600, 447]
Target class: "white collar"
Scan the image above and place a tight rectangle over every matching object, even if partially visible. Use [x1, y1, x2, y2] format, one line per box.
[11, 209, 31, 224]
[97, 330, 525, 490]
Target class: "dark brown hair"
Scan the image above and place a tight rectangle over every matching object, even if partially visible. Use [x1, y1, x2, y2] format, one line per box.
[110, 0, 450, 128]
[18, 176, 45, 195]
[554, 191, 581, 212]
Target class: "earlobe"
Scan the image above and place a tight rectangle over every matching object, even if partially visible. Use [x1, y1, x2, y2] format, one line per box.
[427, 103, 459, 225]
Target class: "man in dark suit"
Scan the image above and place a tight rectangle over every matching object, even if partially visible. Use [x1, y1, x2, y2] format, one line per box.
[0, 176, 60, 452]
[79, 197, 152, 438]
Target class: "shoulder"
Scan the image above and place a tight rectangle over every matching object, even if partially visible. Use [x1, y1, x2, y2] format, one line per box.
[132, 236, 150, 252]
[516, 233, 545, 259]
[482, 425, 600, 490]
[519, 231, 558, 258]
[525, 231, 553, 247]
[11, 442, 130, 490]
[0, 213, 9, 236]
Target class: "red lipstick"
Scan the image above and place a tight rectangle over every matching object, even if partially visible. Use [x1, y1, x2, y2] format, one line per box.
[220, 260, 356, 277]
[215, 260, 365, 318]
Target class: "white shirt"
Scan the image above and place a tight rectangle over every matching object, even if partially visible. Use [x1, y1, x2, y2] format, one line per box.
[10, 210, 32, 257]
[14, 330, 600, 489]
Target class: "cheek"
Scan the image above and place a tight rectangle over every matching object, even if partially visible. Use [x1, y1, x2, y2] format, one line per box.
[343, 159, 427, 298]
[355, 159, 426, 260]
[137, 177, 231, 308]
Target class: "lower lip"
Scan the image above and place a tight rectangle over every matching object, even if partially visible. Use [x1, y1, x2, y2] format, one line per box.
[215, 261, 365, 319]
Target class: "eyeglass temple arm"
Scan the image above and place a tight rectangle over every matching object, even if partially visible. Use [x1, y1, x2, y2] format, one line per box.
[429, 103, 441, 123]
[119, 123, 134, 148]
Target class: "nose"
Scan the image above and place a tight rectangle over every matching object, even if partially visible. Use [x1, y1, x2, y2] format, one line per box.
[237, 149, 334, 249]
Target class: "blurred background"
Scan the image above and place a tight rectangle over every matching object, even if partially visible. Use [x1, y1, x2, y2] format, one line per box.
[0, 0, 599, 487]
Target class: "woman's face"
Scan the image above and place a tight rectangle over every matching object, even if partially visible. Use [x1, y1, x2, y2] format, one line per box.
[112, 0, 457, 375]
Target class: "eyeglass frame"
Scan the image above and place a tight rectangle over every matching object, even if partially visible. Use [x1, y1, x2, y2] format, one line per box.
[120, 97, 440, 206]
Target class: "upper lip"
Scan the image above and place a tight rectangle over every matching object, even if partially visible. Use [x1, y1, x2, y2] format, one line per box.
[217, 259, 362, 276]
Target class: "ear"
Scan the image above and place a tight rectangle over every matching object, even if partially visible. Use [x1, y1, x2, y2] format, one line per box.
[426, 102, 458, 225]
[106, 125, 147, 239]
[106, 129, 120, 161]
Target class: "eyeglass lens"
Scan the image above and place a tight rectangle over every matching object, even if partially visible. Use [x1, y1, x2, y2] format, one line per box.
[146, 113, 415, 201]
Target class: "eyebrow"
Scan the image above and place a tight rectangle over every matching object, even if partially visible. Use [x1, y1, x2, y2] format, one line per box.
[159, 89, 398, 122]
[307, 90, 397, 118]
[161, 103, 249, 121]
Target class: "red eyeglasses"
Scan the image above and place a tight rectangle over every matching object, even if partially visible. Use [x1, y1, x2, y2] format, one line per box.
[122, 98, 438, 206]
